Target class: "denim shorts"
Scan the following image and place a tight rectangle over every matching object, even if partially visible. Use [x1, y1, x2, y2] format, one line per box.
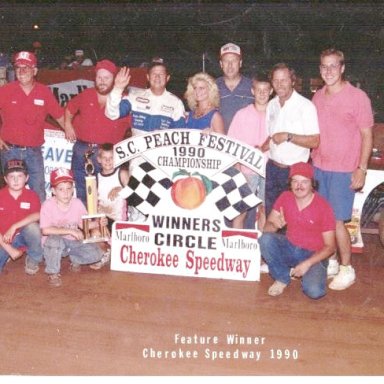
[244, 172, 265, 201]
[314, 167, 355, 221]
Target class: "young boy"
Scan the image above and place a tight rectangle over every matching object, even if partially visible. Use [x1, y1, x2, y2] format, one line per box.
[227, 72, 273, 231]
[97, 143, 129, 230]
[89, 143, 129, 270]
[0, 159, 43, 274]
[40, 168, 109, 287]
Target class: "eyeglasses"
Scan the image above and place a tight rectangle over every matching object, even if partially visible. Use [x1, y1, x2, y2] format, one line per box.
[319, 64, 341, 72]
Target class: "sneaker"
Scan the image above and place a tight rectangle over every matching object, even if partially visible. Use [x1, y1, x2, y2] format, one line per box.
[70, 263, 81, 273]
[260, 262, 269, 274]
[329, 265, 356, 290]
[268, 281, 287, 296]
[327, 259, 339, 277]
[89, 250, 111, 270]
[48, 273, 62, 287]
[25, 257, 39, 275]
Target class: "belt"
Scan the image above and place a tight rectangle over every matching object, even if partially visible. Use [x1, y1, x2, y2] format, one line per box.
[269, 159, 289, 169]
[76, 140, 99, 148]
[5, 142, 29, 150]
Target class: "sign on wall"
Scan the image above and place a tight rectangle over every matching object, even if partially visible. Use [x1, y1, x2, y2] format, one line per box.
[111, 129, 264, 281]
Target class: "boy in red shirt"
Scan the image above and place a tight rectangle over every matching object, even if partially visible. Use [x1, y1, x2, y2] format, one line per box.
[259, 162, 336, 299]
[0, 159, 42, 274]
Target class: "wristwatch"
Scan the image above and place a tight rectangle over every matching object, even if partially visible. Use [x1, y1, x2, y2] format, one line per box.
[287, 133, 293, 142]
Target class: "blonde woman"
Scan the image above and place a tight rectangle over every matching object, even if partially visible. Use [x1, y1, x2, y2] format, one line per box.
[184, 72, 225, 134]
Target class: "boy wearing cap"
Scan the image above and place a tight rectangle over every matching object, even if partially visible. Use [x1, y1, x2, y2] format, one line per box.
[216, 43, 254, 133]
[0, 159, 43, 274]
[0, 51, 65, 202]
[40, 168, 109, 287]
[259, 162, 336, 299]
[64, 59, 131, 205]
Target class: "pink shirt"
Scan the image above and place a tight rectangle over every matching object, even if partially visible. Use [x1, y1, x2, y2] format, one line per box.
[67, 88, 131, 144]
[0, 81, 63, 146]
[273, 191, 335, 251]
[311, 82, 373, 172]
[40, 197, 87, 243]
[227, 104, 268, 174]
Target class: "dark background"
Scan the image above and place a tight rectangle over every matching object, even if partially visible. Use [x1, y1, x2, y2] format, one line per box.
[1, 1, 384, 119]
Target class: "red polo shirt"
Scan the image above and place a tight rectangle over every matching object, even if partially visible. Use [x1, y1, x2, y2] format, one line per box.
[0, 81, 64, 146]
[0, 187, 41, 236]
[67, 88, 131, 144]
[273, 191, 335, 251]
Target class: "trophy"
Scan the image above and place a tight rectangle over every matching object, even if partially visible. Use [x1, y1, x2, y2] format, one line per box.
[82, 148, 110, 243]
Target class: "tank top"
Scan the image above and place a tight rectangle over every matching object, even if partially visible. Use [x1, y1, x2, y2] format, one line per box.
[97, 168, 127, 221]
[185, 109, 217, 130]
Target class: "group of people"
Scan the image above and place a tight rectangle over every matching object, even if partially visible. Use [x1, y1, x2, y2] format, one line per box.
[0, 42, 373, 299]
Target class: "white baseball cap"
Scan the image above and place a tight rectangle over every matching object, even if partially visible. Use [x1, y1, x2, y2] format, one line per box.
[220, 43, 241, 57]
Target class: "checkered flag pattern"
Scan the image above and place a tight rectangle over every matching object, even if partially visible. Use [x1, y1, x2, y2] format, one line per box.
[120, 162, 173, 215]
[210, 166, 262, 220]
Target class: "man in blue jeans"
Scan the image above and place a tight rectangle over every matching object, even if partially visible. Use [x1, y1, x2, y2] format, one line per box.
[259, 162, 336, 299]
[0, 51, 64, 202]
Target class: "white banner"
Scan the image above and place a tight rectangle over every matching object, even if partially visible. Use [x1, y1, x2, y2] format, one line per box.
[111, 130, 264, 281]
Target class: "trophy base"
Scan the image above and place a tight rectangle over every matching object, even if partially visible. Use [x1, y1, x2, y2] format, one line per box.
[82, 213, 110, 244]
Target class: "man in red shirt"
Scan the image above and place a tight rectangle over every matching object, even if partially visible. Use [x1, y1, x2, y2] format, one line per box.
[259, 162, 336, 299]
[0, 51, 64, 202]
[64, 59, 130, 205]
[0, 159, 42, 275]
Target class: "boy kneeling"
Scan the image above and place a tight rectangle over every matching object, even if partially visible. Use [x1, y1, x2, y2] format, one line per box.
[0, 159, 42, 274]
[40, 168, 109, 287]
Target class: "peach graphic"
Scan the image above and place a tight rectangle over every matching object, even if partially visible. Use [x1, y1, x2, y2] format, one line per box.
[171, 176, 206, 209]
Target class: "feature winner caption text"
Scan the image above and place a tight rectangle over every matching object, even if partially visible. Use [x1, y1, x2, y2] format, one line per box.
[142, 333, 299, 361]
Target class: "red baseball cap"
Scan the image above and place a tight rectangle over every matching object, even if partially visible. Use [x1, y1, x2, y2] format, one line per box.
[14, 51, 37, 67]
[95, 59, 117, 75]
[289, 162, 314, 179]
[50, 168, 74, 187]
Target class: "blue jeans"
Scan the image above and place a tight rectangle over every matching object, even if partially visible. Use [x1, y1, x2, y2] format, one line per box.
[1, 145, 46, 202]
[0, 223, 43, 272]
[259, 232, 328, 299]
[71, 141, 101, 206]
[43, 235, 103, 274]
[265, 160, 290, 217]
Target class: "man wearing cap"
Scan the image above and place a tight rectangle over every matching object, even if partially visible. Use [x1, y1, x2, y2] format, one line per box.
[0, 159, 43, 275]
[216, 43, 254, 133]
[68, 49, 93, 69]
[259, 162, 336, 299]
[263, 63, 320, 218]
[0, 51, 65, 202]
[64, 59, 131, 205]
